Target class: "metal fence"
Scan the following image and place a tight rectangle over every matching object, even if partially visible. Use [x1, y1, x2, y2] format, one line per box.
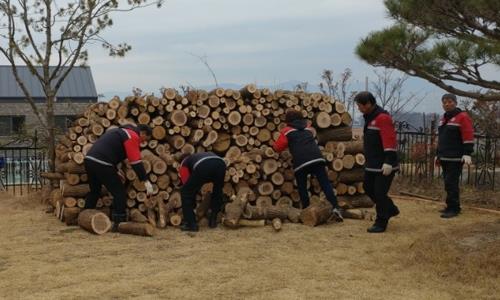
[397, 131, 499, 190]
[0, 134, 48, 196]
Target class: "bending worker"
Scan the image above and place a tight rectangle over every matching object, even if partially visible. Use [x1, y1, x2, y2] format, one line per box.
[178, 152, 227, 232]
[273, 109, 343, 222]
[84, 124, 154, 231]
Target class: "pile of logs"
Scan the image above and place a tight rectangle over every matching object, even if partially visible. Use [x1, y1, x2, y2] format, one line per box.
[42, 84, 374, 234]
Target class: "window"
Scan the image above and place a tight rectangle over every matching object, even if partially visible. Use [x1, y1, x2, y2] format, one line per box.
[0, 116, 26, 136]
[55, 115, 76, 132]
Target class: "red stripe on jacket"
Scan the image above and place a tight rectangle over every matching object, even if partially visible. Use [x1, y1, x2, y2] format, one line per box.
[123, 128, 142, 164]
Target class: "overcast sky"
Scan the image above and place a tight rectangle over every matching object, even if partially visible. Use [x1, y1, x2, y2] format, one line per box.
[5, 0, 453, 112]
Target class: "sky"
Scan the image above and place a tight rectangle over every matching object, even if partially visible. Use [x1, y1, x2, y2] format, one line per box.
[3, 0, 455, 112]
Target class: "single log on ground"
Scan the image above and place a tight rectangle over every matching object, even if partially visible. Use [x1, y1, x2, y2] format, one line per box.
[242, 205, 288, 220]
[337, 194, 374, 209]
[118, 222, 154, 237]
[342, 208, 375, 220]
[78, 209, 112, 235]
[300, 201, 333, 226]
[223, 193, 248, 228]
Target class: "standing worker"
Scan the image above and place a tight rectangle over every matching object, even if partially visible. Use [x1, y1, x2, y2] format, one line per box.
[355, 91, 399, 233]
[84, 124, 154, 231]
[273, 109, 343, 222]
[178, 152, 227, 232]
[436, 93, 474, 218]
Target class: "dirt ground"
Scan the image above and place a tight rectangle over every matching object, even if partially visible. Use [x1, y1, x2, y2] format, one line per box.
[0, 192, 499, 300]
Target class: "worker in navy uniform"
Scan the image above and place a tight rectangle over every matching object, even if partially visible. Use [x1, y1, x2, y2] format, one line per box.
[84, 124, 153, 231]
[273, 109, 343, 222]
[355, 91, 399, 233]
[178, 152, 227, 232]
[435, 93, 474, 218]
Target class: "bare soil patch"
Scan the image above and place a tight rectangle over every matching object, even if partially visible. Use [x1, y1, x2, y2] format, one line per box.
[0, 192, 499, 299]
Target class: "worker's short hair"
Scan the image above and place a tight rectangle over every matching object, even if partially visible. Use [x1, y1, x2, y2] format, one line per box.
[137, 124, 152, 136]
[354, 91, 376, 105]
[285, 109, 304, 124]
[177, 152, 190, 163]
[441, 93, 457, 103]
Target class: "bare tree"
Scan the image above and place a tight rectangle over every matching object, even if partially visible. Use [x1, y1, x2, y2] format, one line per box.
[188, 52, 218, 88]
[0, 0, 163, 171]
[319, 68, 357, 119]
[370, 68, 426, 121]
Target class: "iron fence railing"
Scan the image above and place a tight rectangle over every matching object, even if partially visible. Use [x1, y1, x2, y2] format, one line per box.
[0, 132, 48, 195]
[397, 131, 498, 190]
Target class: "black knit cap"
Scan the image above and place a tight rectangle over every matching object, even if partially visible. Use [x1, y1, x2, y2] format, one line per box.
[137, 124, 152, 136]
[441, 93, 457, 103]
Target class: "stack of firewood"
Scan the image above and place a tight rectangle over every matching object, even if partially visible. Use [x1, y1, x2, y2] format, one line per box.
[42, 84, 374, 233]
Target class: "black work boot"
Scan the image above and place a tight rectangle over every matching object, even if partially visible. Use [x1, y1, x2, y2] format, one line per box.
[111, 213, 127, 232]
[367, 218, 388, 233]
[208, 212, 218, 229]
[390, 205, 400, 218]
[180, 222, 199, 232]
[441, 209, 460, 219]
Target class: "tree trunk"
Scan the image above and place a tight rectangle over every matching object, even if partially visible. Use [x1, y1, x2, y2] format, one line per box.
[118, 222, 154, 236]
[78, 209, 112, 235]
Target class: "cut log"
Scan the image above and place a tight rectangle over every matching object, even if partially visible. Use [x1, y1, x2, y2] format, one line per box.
[317, 127, 353, 144]
[223, 193, 248, 228]
[118, 222, 154, 237]
[212, 133, 231, 154]
[271, 218, 282, 231]
[63, 207, 81, 226]
[64, 197, 77, 208]
[315, 112, 332, 128]
[129, 208, 148, 223]
[169, 110, 187, 126]
[257, 181, 273, 196]
[337, 195, 374, 209]
[242, 205, 289, 220]
[78, 209, 112, 235]
[152, 126, 166, 140]
[342, 155, 355, 170]
[65, 173, 80, 186]
[261, 159, 278, 175]
[300, 201, 333, 226]
[340, 141, 364, 154]
[355, 153, 365, 166]
[337, 168, 364, 183]
[41, 172, 64, 180]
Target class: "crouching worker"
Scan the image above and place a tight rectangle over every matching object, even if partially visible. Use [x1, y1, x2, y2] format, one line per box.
[273, 109, 343, 222]
[178, 152, 227, 232]
[84, 124, 154, 231]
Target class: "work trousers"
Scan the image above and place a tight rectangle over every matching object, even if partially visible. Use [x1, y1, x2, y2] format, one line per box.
[441, 161, 463, 212]
[181, 159, 226, 226]
[84, 159, 126, 219]
[295, 162, 338, 209]
[364, 171, 397, 221]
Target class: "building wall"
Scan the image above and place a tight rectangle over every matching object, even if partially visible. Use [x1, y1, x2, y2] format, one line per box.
[0, 101, 94, 144]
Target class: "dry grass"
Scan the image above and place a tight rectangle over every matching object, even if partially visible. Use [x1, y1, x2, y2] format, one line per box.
[0, 192, 499, 299]
[393, 176, 500, 210]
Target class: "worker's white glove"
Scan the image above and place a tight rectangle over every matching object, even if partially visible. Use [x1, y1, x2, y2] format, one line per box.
[462, 155, 472, 165]
[434, 156, 440, 166]
[381, 163, 393, 176]
[144, 180, 154, 196]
